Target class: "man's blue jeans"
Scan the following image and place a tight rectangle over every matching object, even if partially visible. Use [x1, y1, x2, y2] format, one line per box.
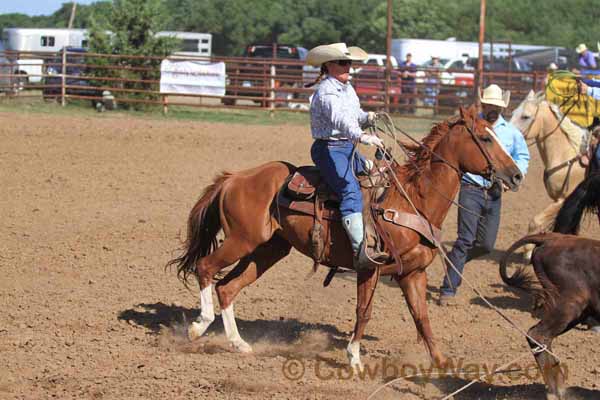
[440, 183, 502, 297]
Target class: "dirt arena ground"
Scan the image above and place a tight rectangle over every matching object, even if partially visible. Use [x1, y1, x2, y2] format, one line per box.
[1, 109, 599, 400]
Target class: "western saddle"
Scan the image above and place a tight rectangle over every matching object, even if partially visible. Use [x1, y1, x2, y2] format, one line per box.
[277, 163, 443, 280]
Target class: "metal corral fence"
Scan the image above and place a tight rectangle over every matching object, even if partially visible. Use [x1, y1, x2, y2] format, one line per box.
[0, 49, 551, 117]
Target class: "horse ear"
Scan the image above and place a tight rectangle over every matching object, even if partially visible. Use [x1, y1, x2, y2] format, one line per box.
[459, 104, 476, 124]
[526, 90, 535, 100]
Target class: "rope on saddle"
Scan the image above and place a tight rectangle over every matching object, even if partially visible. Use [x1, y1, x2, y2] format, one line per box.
[546, 70, 592, 136]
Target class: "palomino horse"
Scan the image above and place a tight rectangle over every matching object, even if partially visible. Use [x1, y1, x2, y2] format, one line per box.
[167, 105, 522, 370]
[510, 91, 588, 258]
[500, 173, 600, 400]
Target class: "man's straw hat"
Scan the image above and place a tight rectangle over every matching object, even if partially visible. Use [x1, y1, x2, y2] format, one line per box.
[576, 43, 588, 54]
[306, 43, 368, 66]
[480, 84, 510, 108]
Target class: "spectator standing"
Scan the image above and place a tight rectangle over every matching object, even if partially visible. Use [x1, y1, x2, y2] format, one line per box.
[576, 43, 597, 69]
[424, 56, 443, 111]
[399, 53, 417, 114]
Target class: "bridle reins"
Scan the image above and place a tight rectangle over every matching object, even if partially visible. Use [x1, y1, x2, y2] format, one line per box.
[373, 113, 501, 219]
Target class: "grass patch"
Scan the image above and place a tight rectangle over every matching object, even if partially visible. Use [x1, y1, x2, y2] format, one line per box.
[0, 93, 442, 134]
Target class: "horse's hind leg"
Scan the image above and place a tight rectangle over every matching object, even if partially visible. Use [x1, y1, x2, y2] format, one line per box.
[215, 235, 292, 352]
[524, 200, 564, 260]
[527, 296, 586, 400]
[189, 237, 258, 341]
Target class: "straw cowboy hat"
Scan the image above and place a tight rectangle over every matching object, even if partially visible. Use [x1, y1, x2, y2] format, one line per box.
[576, 43, 588, 54]
[479, 84, 510, 108]
[547, 62, 558, 71]
[306, 43, 368, 66]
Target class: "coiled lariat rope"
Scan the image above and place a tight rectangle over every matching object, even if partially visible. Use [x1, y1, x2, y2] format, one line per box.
[545, 70, 592, 141]
[366, 113, 561, 400]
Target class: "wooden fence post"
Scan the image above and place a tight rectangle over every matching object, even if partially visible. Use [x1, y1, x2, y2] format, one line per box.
[61, 47, 67, 107]
[269, 64, 275, 117]
[162, 95, 168, 114]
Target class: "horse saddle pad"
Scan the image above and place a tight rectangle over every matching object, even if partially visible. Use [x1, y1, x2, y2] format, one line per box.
[285, 166, 340, 202]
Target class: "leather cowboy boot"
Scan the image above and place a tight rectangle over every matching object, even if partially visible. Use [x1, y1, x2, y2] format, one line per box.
[342, 212, 388, 270]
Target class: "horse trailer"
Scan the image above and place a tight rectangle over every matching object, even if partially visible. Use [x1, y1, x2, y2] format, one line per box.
[392, 38, 554, 66]
[2, 28, 90, 84]
[155, 31, 212, 57]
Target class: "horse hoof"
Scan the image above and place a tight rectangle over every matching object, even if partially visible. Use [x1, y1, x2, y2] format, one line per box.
[434, 356, 449, 369]
[188, 321, 210, 341]
[351, 360, 364, 374]
[231, 340, 253, 353]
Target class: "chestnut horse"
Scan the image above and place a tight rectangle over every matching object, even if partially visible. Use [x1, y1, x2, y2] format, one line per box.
[500, 173, 600, 400]
[168, 105, 523, 370]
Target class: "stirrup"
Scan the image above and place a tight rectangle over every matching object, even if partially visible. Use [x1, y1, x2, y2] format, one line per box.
[353, 242, 388, 271]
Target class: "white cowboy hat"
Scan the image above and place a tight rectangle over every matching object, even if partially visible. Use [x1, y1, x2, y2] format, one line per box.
[576, 43, 588, 54]
[479, 84, 510, 108]
[305, 43, 368, 66]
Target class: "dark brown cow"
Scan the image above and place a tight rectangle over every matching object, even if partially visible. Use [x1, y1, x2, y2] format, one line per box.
[500, 173, 600, 400]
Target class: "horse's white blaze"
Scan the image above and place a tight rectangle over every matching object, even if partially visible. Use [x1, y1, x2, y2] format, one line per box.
[222, 304, 252, 353]
[346, 334, 363, 372]
[188, 284, 215, 340]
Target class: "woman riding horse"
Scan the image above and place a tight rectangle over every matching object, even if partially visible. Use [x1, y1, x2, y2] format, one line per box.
[305, 42, 387, 270]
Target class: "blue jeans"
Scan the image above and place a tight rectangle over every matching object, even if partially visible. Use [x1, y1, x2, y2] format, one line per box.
[310, 140, 366, 217]
[440, 183, 502, 297]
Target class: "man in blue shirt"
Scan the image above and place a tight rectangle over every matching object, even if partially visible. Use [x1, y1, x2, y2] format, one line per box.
[439, 84, 530, 305]
[576, 43, 597, 69]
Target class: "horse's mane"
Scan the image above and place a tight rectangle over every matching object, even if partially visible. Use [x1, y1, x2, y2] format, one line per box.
[395, 115, 460, 182]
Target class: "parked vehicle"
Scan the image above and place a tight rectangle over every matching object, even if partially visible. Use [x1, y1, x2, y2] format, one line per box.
[0, 41, 15, 93]
[436, 56, 534, 110]
[222, 44, 305, 106]
[352, 66, 402, 108]
[42, 47, 102, 105]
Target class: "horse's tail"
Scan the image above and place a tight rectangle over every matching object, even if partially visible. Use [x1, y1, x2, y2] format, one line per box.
[166, 172, 232, 287]
[499, 234, 550, 291]
[553, 173, 600, 234]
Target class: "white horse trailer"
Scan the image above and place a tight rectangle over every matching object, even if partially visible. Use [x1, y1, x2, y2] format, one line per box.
[2, 28, 89, 84]
[155, 31, 212, 57]
[392, 38, 553, 66]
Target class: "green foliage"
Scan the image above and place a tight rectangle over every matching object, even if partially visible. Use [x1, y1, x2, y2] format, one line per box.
[1, 0, 599, 58]
[87, 0, 178, 110]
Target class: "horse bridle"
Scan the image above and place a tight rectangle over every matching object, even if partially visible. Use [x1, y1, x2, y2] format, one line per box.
[464, 118, 498, 183]
[520, 100, 542, 145]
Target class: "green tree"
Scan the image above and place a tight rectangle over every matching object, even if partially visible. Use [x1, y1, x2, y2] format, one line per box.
[88, 0, 178, 109]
